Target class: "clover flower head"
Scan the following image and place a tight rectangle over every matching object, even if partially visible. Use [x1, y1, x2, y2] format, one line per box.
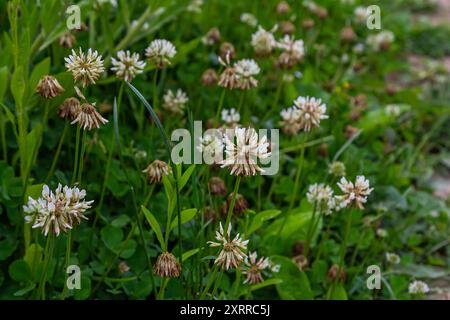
[111, 50, 146, 82]
[145, 39, 176, 68]
[221, 108, 241, 127]
[336, 175, 374, 210]
[251, 26, 276, 56]
[23, 184, 93, 236]
[65, 48, 105, 87]
[292, 96, 328, 132]
[221, 127, 271, 176]
[242, 251, 270, 284]
[208, 222, 249, 270]
[307, 183, 336, 215]
[162, 89, 189, 115]
[408, 280, 430, 295]
[234, 59, 260, 89]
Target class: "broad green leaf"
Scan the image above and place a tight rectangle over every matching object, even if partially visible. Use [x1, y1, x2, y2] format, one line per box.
[271, 256, 313, 300]
[24, 243, 43, 271]
[169, 208, 197, 232]
[24, 183, 44, 202]
[101, 226, 124, 251]
[8, 260, 32, 282]
[11, 66, 26, 106]
[14, 283, 36, 297]
[142, 206, 166, 250]
[247, 209, 281, 235]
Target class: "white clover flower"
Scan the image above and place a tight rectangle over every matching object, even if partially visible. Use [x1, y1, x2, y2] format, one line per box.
[307, 183, 336, 215]
[197, 133, 224, 164]
[242, 251, 270, 284]
[221, 108, 241, 127]
[240, 12, 258, 27]
[251, 26, 276, 56]
[162, 89, 189, 115]
[187, 0, 203, 13]
[353, 43, 365, 54]
[386, 252, 400, 264]
[145, 39, 176, 68]
[354, 6, 368, 23]
[367, 31, 395, 51]
[385, 104, 401, 117]
[280, 107, 301, 136]
[111, 50, 146, 82]
[208, 222, 249, 270]
[292, 96, 328, 132]
[336, 176, 374, 210]
[65, 48, 105, 87]
[276, 35, 305, 68]
[376, 228, 388, 238]
[221, 127, 271, 176]
[234, 59, 260, 89]
[24, 184, 93, 236]
[409, 280, 430, 295]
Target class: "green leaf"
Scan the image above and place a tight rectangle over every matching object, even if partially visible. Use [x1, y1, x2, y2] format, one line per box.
[74, 274, 92, 300]
[24, 243, 43, 271]
[249, 278, 283, 292]
[247, 209, 281, 235]
[25, 124, 43, 171]
[179, 164, 195, 191]
[327, 284, 348, 300]
[182, 248, 199, 262]
[162, 174, 174, 201]
[101, 226, 124, 251]
[0, 66, 8, 101]
[24, 183, 44, 202]
[0, 238, 18, 261]
[9, 260, 32, 282]
[141, 206, 166, 251]
[271, 256, 313, 300]
[170, 208, 197, 232]
[0, 103, 18, 137]
[11, 66, 26, 106]
[14, 283, 36, 297]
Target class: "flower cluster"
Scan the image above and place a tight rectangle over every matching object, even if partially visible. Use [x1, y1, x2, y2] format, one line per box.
[24, 184, 93, 236]
[111, 50, 146, 82]
[65, 48, 105, 87]
[145, 39, 176, 68]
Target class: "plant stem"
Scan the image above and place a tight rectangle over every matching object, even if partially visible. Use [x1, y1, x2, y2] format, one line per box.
[60, 231, 72, 299]
[214, 89, 226, 123]
[71, 125, 81, 185]
[224, 176, 241, 231]
[304, 203, 318, 257]
[77, 130, 87, 184]
[45, 121, 69, 183]
[38, 233, 54, 300]
[278, 133, 307, 234]
[199, 266, 218, 299]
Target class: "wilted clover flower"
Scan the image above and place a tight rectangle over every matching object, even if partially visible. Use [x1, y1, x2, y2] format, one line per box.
[145, 39, 176, 68]
[59, 97, 80, 120]
[218, 53, 240, 89]
[24, 184, 93, 236]
[65, 48, 105, 87]
[59, 32, 76, 49]
[279, 107, 301, 136]
[221, 108, 240, 127]
[142, 160, 170, 184]
[111, 50, 146, 82]
[221, 127, 271, 176]
[153, 252, 181, 278]
[409, 280, 430, 295]
[336, 176, 374, 210]
[367, 31, 395, 51]
[328, 161, 346, 177]
[234, 59, 260, 89]
[208, 222, 249, 270]
[242, 251, 270, 284]
[36, 75, 65, 99]
[251, 26, 276, 56]
[307, 183, 336, 215]
[276, 35, 305, 68]
[71, 102, 109, 130]
[386, 252, 400, 264]
[162, 89, 188, 115]
[208, 177, 227, 196]
[293, 96, 328, 132]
